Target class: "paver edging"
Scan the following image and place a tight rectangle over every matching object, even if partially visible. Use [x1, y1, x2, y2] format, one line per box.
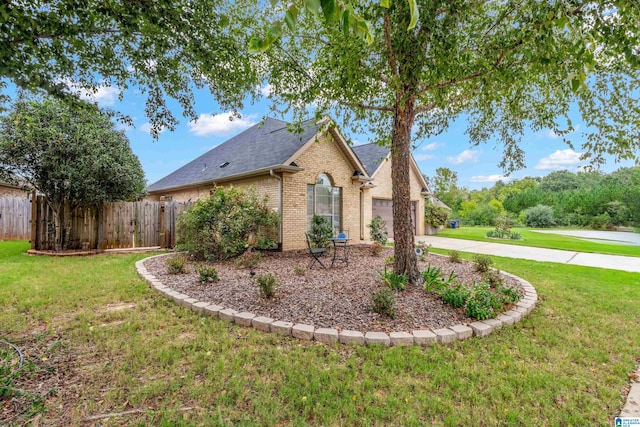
[136, 252, 537, 347]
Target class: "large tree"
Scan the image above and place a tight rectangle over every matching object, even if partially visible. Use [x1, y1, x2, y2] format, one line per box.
[0, 97, 146, 249]
[0, 0, 260, 134]
[252, 0, 640, 283]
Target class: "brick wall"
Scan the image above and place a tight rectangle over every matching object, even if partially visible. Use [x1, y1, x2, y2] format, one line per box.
[365, 157, 425, 238]
[281, 133, 363, 251]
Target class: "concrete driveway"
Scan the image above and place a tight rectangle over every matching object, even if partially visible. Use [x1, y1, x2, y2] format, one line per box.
[415, 236, 640, 273]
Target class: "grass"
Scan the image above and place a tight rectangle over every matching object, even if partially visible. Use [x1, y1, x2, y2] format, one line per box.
[438, 226, 640, 257]
[1, 240, 639, 425]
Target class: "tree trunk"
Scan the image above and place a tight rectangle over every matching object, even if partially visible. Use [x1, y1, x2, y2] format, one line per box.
[391, 101, 420, 284]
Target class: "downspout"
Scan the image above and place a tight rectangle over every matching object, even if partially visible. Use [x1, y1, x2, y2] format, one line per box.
[360, 187, 364, 240]
[270, 169, 283, 250]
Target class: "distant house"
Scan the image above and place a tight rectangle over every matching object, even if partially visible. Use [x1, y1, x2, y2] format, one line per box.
[146, 117, 430, 250]
[0, 179, 30, 199]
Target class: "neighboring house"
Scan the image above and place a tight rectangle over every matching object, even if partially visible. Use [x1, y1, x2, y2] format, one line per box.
[424, 194, 452, 235]
[0, 180, 30, 199]
[146, 117, 430, 250]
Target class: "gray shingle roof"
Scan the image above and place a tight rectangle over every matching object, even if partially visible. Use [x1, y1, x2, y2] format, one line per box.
[147, 117, 321, 192]
[352, 143, 390, 176]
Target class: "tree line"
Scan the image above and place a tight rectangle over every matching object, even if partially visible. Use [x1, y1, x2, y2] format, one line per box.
[431, 167, 640, 229]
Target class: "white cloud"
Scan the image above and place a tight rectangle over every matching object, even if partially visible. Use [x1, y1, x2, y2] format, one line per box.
[447, 149, 480, 165]
[188, 112, 258, 137]
[470, 174, 510, 183]
[258, 83, 273, 97]
[539, 125, 580, 139]
[63, 80, 119, 106]
[413, 153, 434, 161]
[535, 149, 584, 170]
[140, 122, 166, 135]
[422, 142, 441, 151]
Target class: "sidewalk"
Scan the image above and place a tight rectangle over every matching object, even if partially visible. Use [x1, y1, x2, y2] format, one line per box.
[415, 235, 640, 273]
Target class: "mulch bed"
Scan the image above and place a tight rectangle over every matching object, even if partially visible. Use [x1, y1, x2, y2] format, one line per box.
[144, 246, 521, 333]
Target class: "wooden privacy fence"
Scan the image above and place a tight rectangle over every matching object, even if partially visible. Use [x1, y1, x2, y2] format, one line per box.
[0, 197, 31, 240]
[31, 196, 192, 250]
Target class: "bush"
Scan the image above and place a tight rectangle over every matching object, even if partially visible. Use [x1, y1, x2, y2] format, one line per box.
[524, 204, 556, 228]
[166, 255, 186, 274]
[465, 282, 503, 320]
[441, 283, 471, 308]
[235, 249, 261, 269]
[256, 274, 277, 298]
[195, 264, 219, 283]
[369, 241, 384, 256]
[510, 231, 522, 240]
[590, 212, 613, 230]
[494, 213, 513, 236]
[448, 250, 462, 263]
[378, 266, 407, 291]
[472, 254, 493, 273]
[496, 284, 524, 305]
[308, 215, 333, 249]
[368, 215, 389, 245]
[482, 269, 503, 287]
[371, 288, 395, 319]
[176, 187, 278, 261]
[424, 202, 450, 227]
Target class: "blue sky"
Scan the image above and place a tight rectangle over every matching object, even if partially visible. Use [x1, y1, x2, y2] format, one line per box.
[69, 83, 635, 190]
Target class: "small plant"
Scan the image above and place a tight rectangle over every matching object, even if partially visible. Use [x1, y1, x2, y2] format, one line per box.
[494, 213, 513, 237]
[369, 241, 384, 256]
[371, 288, 395, 319]
[256, 273, 277, 298]
[482, 269, 504, 287]
[496, 284, 524, 305]
[384, 255, 395, 265]
[448, 250, 462, 263]
[195, 263, 219, 283]
[441, 283, 471, 308]
[510, 231, 522, 240]
[378, 266, 408, 291]
[465, 282, 502, 320]
[308, 215, 333, 249]
[257, 237, 277, 250]
[472, 254, 493, 273]
[422, 264, 443, 293]
[166, 254, 186, 274]
[486, 230, 502, 238]
[293, 264, 306, 276]
[368, 215, 389, 245]
[235, 248, 261, 269]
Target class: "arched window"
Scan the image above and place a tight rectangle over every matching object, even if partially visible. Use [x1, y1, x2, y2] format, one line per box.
[307, 173, 342, 231]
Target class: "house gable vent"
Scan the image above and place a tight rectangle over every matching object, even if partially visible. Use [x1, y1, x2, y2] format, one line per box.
[219, 161, 230, 168]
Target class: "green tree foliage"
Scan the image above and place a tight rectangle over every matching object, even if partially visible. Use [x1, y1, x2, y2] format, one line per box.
[177, 188, 278, 261]
[0, 0, 259, 134]
[254, 0, 640, 283]
[524, 205, 556, 228]
[424, 201, 450, 228]
[0, 97, 146, 249]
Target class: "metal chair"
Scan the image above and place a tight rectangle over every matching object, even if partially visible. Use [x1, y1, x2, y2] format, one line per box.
[305, 232, 327, 269]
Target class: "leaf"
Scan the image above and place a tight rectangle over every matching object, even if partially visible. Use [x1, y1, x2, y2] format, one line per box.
[267, 25, 282, 43]
[305, 0, 321, 15]
[321, 0, 336, 23]
[380, 0, 390, 8]
[249, 37, 266, 54]
[407, 0, 419, 30]
[284, 10, 297, 32]
[270, 0, 279, 7]
[341, 9, 350, 38]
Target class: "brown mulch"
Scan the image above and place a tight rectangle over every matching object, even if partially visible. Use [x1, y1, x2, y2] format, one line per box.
[145, 246, 521, 333]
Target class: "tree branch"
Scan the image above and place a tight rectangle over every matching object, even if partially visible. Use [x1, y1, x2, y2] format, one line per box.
[9, 28, 122, 46]
[415, 91, 476, 115]
[383, 14, 398, 78]
[339, 100, 394, 112]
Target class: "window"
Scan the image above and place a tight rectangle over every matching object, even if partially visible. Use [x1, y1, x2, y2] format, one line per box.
[307, 174, 342, 231]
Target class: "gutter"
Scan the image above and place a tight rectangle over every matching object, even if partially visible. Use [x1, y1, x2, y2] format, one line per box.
[270, 169, 283, 250]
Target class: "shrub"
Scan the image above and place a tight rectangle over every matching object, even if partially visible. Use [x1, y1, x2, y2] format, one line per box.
[448, 250, 462, 263]
[378, 266, 407, 291]
[496, 284, 524, 305]
[524, 204, 556, 228]
[176, 187, 278, 261]
[371, 288, 395, 319]
[510, 231, 522, 240]
[195, 264, 219, 283]
[482, 269, 504, 287]
[369, 241, 384, 256]
[590, 212, 613, 230]
[166, 255, 186, 274]
[256, 273, 277, 298]
[465, 282, 502, 320]
[494, 213, 513, 236]
[424, 202, 450, 227]
[235, 249, 261, 269]
[308, 215, 333, 249]
[441, 283, 471, 308]
[368, 215, 389, 245]
[472, 254, 493, 273]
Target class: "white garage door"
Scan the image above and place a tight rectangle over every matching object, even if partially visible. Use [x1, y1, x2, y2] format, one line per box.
[372, 199, 416, 238]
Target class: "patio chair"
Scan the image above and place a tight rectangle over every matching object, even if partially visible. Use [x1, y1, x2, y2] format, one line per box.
[305, 232, 327, 269]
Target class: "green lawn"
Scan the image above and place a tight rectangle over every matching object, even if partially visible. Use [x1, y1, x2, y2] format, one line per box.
[438, 226, 640, 257]
[1, 240, 639, 425]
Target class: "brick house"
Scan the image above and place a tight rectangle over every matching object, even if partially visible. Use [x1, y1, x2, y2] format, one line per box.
[146, 117, 430, 250]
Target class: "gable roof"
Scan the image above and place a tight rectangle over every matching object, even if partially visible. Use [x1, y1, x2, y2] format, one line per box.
[352, 143, 390, 176]
[147, 117, 321, 192]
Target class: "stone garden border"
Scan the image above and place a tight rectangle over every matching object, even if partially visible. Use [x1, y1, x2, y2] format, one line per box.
[135, 253, 538, 346]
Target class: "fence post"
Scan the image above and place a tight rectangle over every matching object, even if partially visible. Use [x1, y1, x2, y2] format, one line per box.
[30, 191, 37, 250]
[159, 197, 166, 248]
